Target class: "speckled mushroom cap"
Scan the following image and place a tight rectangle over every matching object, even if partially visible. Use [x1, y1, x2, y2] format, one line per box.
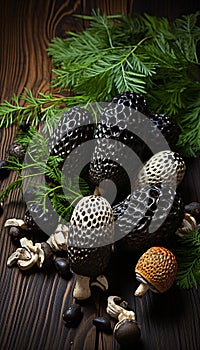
[68, 195, 114, 277]
[48, 106, 95, 159]
[135, 246, 178, 293]
[113, 184, 184, 254]
[70, 195, 114, 240]
[136, 151, 186, 188]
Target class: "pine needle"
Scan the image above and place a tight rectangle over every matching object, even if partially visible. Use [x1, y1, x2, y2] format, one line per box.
[175, 229, 200, 289]
[0, 11, 199, 155]
[0, 179, 23, 201]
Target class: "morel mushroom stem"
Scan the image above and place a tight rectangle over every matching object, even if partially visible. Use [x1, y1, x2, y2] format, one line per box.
[73, 274, 91, 300]
[134, 283, 150, 297]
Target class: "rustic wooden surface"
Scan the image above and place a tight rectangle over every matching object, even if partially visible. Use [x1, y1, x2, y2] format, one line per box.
[0, 1, 200, 349]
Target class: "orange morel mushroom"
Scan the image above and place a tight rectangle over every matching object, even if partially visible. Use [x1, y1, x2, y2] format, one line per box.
[134, 246, 178, 296]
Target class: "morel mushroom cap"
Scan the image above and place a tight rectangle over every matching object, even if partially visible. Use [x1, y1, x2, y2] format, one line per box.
[68, 195, 114, 300]
[48, 106, 95, 159]
[136, 150, 186, 188]
[134, 246, 178, 296]
[68, 195, 114, 277]
[113, 184, 184, 254]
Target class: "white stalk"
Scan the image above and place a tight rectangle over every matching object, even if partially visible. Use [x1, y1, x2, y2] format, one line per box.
[73, 274, 91, 300]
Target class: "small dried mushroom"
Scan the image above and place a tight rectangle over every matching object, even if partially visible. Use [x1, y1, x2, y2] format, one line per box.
[114, 319, 141, 346]
[6, 220, 68, 269]
[106, 296, 141, 346]
[184, 202, 200, 224]
[176, 212, 197, 237]
[134, 246, 178, 296]
[9, 142, 24, 160]
[7, 237, 53, 270]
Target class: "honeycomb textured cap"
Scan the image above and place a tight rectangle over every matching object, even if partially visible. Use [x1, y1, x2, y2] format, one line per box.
[69, 195, 114, 248]
[68, 195, 114, 277]
[135, 246, 178, 293]
[70, 195, 114, 229]
[136, 151, 186, 188]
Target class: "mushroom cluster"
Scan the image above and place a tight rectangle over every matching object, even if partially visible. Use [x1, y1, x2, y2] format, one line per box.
[4, 91, 197, 345]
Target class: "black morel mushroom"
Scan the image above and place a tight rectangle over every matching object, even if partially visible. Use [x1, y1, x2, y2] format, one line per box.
[67, 195, 114, 300]
[148, 113, 180, 150]
[89, 101, 152, 197]
[113, 184, 184, 254]
[89, 94, 181, 199]
[48, 106, 95, 159]
[112, 91, 149, 114]
[112, 92, 180, 150]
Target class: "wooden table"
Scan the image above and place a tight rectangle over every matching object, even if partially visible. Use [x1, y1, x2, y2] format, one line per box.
[0, 1, 200, 349]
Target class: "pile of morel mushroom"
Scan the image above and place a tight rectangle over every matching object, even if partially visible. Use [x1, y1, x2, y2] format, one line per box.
[5, 92, 197, 346]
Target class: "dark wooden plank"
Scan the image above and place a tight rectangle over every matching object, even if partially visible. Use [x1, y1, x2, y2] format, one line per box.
[0, 1, 200, 350]
[98, 253, 200, 350]
[0, 1, 99, 350]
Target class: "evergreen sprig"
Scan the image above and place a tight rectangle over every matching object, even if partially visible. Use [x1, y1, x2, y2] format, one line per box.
[0, 126, 90, 222]
[175, 229, 200, 289]
[0, 178, 23, 201]
[0, 88, 88, 131]
[49, 29, 155, 97]
[1, 10, 200, 288]
[0, 11, 200, 155]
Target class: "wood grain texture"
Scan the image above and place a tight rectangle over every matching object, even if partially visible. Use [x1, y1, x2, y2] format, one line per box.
[0, 1, 200, 350]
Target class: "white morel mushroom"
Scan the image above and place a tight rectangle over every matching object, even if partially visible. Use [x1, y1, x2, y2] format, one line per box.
[67, 195, 114, 300]
[136, 150, 186, 188]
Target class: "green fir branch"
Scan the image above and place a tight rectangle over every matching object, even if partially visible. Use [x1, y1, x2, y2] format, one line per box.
[0, 11, 200, 157]
[175, 229, 200, 289]
[0, 179, 23, 201]
[0, 89, 89, 129]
